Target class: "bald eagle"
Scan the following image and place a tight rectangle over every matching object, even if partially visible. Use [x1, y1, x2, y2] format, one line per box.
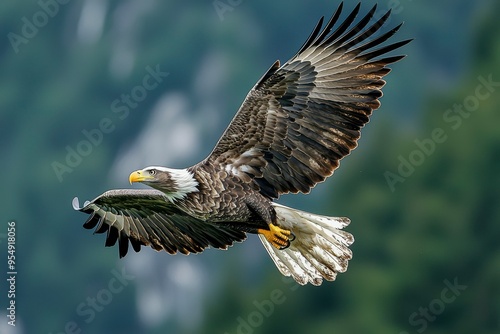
[73, 3, 410, 286]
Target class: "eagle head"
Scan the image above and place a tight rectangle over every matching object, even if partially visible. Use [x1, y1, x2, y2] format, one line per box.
[129, 166, 198, 201]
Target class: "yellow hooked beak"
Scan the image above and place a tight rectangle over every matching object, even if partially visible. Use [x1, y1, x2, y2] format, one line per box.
[129, 170, 153, 184]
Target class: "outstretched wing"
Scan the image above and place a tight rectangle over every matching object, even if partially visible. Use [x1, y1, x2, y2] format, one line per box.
[205, 3, 411, 198]
[73, 189, 247, 258]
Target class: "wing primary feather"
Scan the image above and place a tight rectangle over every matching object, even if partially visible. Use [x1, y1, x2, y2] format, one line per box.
[381, 54, 408, 65]
[322, 2, 361, 47]
[309, 2, 344, 48]
[292, 16, 325, 59]
[83, 212, 99, 229]
[129, 237, 143, 253]
[349, 22, 404, 55]
[105, 226, 119, 247]
[124, 215, 145, 252]
[339, 9, 393, 52]
[118, 231, 129, 258]
[332, 4, 378, 47]
[93, 216, 108, 234]
[358, 38, 413, 61]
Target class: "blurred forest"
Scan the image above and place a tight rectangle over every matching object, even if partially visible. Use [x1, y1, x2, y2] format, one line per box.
[1, 0, 499, 333]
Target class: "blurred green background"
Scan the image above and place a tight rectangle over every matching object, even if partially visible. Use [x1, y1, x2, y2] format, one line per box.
[1, 0, 499, 333]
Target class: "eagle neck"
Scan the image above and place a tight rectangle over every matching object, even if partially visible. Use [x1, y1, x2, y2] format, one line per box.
[156, 167, 199, 202]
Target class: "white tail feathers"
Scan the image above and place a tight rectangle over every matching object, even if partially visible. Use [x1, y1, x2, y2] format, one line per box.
[259, 203, 354, 286]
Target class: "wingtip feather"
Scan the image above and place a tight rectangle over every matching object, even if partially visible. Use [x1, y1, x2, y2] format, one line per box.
[72, 197, 80, 210]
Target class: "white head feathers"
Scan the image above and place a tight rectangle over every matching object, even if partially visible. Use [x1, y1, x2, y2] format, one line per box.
[144, 166, 199, 202]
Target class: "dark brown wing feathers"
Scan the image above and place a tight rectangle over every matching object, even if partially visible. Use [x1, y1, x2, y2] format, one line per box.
[206, 3, 410, 198]
[73, 190, 247, 258]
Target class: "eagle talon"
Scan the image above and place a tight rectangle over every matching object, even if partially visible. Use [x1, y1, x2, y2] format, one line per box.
[258, 223, 294, 250]
[278, 240, 291, 250]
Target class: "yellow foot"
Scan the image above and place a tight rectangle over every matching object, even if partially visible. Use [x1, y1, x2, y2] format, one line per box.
[258, 223, 295, 250]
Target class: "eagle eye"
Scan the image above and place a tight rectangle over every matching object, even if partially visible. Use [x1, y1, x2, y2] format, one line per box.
[149, 169, 156, 176]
